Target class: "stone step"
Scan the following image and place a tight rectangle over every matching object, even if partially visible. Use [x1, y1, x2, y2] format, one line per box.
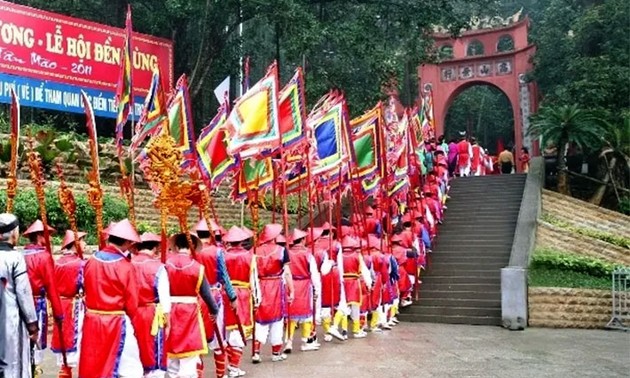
[414, 298, 501, 308]
[424, 270, 502, 277]
[425, 262, 507, 270]
[418, 283, 501, 292]
[403, 305, 501, 317]
[418, 290, 501, 301]
[421, 276, 501, 285]
[397, 313, 501, 326]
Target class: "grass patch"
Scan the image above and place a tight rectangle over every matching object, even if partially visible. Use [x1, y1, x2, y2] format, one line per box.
[529, 266, 611, 290]
[540, 213, 630, 249]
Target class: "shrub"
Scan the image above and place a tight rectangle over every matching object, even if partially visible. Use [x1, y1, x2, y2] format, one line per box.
[530, 248, 624, 278]
[0, 188, 128, 245]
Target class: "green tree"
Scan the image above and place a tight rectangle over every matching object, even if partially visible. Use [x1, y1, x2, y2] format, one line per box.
[529, 105, 608, 195]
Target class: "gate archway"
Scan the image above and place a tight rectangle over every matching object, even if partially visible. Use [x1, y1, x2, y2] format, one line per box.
[419, 16, 538, 170]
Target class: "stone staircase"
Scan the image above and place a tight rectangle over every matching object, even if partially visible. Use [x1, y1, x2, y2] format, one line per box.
[400, 174, 526, 325]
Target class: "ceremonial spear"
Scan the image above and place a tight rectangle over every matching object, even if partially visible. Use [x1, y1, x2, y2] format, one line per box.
[81, 91, 104, 249]
[26, 135, 70, 372]
[56, 164, 84, 259]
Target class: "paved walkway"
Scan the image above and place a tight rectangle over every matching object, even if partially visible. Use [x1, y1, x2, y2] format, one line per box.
[41, 323, 629, 377]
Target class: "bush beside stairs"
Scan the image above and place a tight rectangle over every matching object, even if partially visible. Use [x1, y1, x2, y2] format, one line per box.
[399, 174, 526, 325]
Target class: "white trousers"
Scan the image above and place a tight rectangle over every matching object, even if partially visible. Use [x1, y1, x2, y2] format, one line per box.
[209, 298, 225, 350]
[227, 329, 245, 348]
[459, 163, 471, 176]
[254, 320, 284, 346]
[118, 315, 144, 378]
[145, 369, 167, 378]
[167, 356, 200, 378]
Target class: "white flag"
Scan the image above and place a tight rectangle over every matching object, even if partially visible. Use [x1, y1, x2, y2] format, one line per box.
[214, 76, 230, 105]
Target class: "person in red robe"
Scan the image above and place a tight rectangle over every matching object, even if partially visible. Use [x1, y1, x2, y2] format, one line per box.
[79, 219, 143, 378]
[314, 223, 346, 342]
[471, 137, 484, 176]
[252, 224, 294, 363]
[367, 235, 390, 330]
[456, 135, 472, 176]
[223, 226, 260, 378]
[131, 232, 171, 378]
[51, 230, 86, 377]
[329, 236, 372, 339]
[165, 232, 219, 378]
[305, 227, 327, 326]
[21, 220, 64, 373]
[285, 228, 321, 353]
[195, 218, 238, 378]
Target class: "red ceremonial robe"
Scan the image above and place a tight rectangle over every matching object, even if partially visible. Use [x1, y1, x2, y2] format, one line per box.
[51, 253, 83, 353]
[341, 251, 362, 305]
[471, 145, 482, 171]
[392, 246, 412, 294]
[223, 246, 254, 333]
[457, 140, 471, 167]
[287, 245, 314, 320]
[79, 246, 138, 378]
[314, 238, 342, 308]
[381, 253, 396, 305]
[197, 244, 226, 341]
[165, 253, 209, 358]
[23, 244, 63, 349]
[132, 254, 167, 371]
[256, 243, 286, 324]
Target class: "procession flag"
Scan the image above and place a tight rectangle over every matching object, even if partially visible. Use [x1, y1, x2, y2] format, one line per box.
[115, 4, 133, 159]
[196, 105, 237, 187]
[226, 62, 280, 158]
[5, 88, 20, 212]
[350, 103, 382, 180]
[308, 93, 349, 176]
[130, 69, 168, 151]
[214, 76, 230, 106]
[233, 157, 274, 200]
[278, 67, 307, 149]
[168, 74, 197, 168]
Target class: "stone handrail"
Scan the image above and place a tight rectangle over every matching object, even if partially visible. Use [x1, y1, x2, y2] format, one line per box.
[501, 156, 545, 330]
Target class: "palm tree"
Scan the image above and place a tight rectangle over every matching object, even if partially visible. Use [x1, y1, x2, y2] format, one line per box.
[590, 116, 630, 205]
[529, 104, 608, 195]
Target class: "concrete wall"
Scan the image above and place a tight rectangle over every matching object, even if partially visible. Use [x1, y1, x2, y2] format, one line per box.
[528, 287, 612, 329]
[501, 157, 544, 330]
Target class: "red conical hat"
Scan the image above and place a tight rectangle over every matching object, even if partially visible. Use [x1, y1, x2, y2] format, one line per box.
[367, 234, 381, 250]
[61, 230, 87, 250]
[291, 228, 308, 242]
[276, 234, 287, 244]
[23, 220, 56, 236]
[350, 213, 361, 224]
[402, 213, 412, 224]
[241, 226, 254, 238]
[365, 206, 375, 216]
[223, 226, 250, 243]
[305, 227, 324, 244]
[107, 219, 140, 243]
[320, 222, 336, 231]
[341, 225, 354, 237]
[259, 223, 283, 244]
[341, 235, 359, 249]
[412, 209, 424, 220]
[195, 218, 222, 233]
[140, 232, 161, 243]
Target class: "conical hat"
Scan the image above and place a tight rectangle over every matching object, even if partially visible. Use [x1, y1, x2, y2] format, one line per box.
[365, 206, 375, 216]
[320, 222, 336, 231]
[259, 223, 283, 244]
[140, 232, 161, 243]
[291, 228, 308, 242]
[195, 218, 222, 233]
[23, 220, 56, 236]
[223, 226, 251, 243]
[367, 234, 382, 250]
[306, 227, 324, 244]
[107, 219, 140, 243]
[61, 230, 87, 250]
[276, 234, 287, 244]
[341, 235, 359, 249]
